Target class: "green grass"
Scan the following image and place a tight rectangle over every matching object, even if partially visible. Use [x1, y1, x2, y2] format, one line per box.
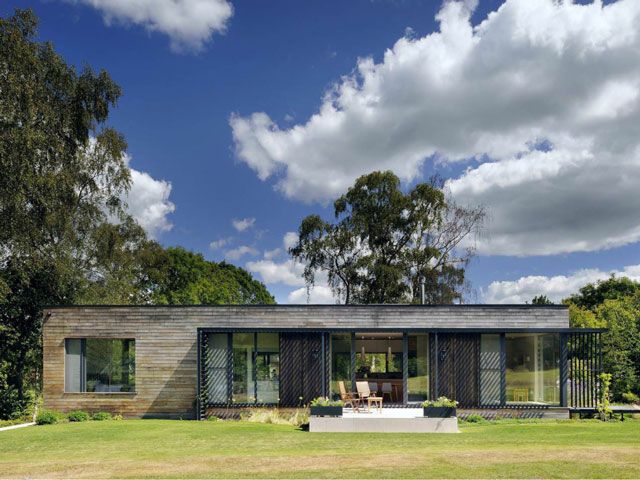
[1, 419, 639, 478]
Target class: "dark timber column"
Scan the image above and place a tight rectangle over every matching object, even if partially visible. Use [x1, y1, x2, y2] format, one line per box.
[559, 333, 568, 407]
[402, 333, 408, 404]
[499, 333, 506, 406]
[350, 333, 356, 392]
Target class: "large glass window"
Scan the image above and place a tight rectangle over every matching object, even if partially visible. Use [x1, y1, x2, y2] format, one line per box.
[330, 334, 351, 398]
[506, 333, 560, 405]
[407, 334, 429, 402]
[65, 338, 135, 393]
[480, 334, 501, 405]
[206, 333, 228, 403]
[256, 333, 279, 403]
[232, 333, 255, 404]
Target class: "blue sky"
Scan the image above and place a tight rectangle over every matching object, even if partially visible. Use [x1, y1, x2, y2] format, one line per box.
[3, 0, 639, 303]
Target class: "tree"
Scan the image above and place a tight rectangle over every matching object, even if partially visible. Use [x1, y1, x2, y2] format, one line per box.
[290, 171, 485, 304]
[563, 277, 640, 401]
[531, 295, 553, 305]
[0, 9, 129, 416]
[565, 276, 640, 311]
[150, 247, 275, 305]
[596, 297, 640, 401]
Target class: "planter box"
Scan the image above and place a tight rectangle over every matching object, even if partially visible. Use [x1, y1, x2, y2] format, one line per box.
[310, 406, 343, 417]
[423, 406, 456, 418]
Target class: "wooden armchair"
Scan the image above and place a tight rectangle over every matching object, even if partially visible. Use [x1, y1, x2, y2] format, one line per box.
[338, 381, 361, 412]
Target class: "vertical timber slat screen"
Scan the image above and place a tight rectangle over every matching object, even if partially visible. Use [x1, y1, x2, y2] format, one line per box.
[279, 333, 324, 407]
[568, 332, 602, 408]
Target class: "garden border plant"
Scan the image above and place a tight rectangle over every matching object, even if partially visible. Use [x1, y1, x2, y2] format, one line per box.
[309, 397, 343, 417]
[422, 397, 458, 418]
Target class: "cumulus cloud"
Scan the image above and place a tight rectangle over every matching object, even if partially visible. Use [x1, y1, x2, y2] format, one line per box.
[484, 264, 640, 304]
[224, 245, 258, 260]
[232, 217, 255, 232]
[69, 0, 233, 52]
[124, 163, 175, 238]
[283, 231, 298, 251]
[245, 258, 305, 287]
[210, 237, 232, 250]
[231, 0, 640, 256]
[288, 285, 337, 304]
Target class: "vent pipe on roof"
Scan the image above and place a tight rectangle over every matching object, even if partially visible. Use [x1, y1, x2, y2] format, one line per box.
[420, 276, 426, 305]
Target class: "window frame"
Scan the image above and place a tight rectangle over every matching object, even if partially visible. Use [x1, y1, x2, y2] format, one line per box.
[64, 337, 137, 395]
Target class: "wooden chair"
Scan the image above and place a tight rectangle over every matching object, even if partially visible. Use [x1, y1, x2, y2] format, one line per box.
[338, 381, 361, 412]
[356, 381, 383, 412]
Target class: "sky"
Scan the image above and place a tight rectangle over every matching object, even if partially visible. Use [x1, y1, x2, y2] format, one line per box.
[3, 0, 640, 304]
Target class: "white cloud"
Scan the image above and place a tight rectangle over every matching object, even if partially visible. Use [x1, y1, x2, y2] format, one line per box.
[263, 248, 282, 260]
[231, 0, 640, 256]
[69, 0, 233, 52]
[484, 264, 640, 304]
[288, 285, 337, 304]
[224, 245, 258, 260]
[124, 166, 175, 238]
[232, 217, 255, 232]
[245, 258, 305, 287]
[283, 231, 298, 251]
[210, 237, 232, 250]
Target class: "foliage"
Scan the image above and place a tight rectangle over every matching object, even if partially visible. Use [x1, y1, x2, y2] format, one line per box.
[567, 303, 602, 328]
[149, 247, 275, 305]
[565, 276, 640, 311]
[0, 361, 19, 419]
[36, 410, 61, 425]
[91, 411, 112, 421]
[0, 8, 133, 419]
[596, 297, 640, 400]
[622, 392, 639, 404]
[290, 171, 484, 304]
[463, 414, 486, 423]
[112, 414, 123, 421]
[597, 373, 612, 421]
[67, 411, 89, 422]
[564, 277, 640, 401]
[309, 397, 343, 407]
[531, 295, 553, 305]
[241, 409, 309, 426]
[422, 396, 458, 408]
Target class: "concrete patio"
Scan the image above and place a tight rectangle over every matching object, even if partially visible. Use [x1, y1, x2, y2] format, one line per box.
[309, 408, 459, 433]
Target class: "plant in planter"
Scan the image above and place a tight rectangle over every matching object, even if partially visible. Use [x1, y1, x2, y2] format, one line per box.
[309, 397, 344, 417]
[422, 397, 458, 418]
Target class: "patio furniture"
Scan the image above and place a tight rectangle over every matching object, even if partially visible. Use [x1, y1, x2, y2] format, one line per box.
[512, 388, 529, 402]
[356, 381, 383, 412]
[368, 382, 378, 395]
[381, 382, 393, 402]
[338, 381, 361, 412]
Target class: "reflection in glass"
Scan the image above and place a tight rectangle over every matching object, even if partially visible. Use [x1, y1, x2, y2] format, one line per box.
[330, 334, 351, 398]
[206, 333, 228, 403]
[407, 334, 429, 402]
[85, 339, 135, 392]
[506, 333, 560, 405]
[232, 333, 254, 403]
[256, 333, 279, 403]
[480, 334, 501, 405]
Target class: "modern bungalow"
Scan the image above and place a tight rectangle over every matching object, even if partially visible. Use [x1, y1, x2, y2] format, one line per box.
[42, 305, 603, 419]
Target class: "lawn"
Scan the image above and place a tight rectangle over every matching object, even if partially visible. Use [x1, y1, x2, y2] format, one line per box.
[1, 419, 639, 478]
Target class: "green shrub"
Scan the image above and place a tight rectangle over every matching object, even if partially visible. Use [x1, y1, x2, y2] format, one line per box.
[242, 408, 309, 426]
[67, 410, 89, 422]
[36, 410, 60, 425]
[309, 397, 343, 407]
[207, 416, 220, 422]
[464, 414, 486, 423]
[112, 414, 124, 421]
[422, 396, 458, 408]
[597, 373, 613, 421]
[91, 412, 112, 421]
[622, 392, 640, 404]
